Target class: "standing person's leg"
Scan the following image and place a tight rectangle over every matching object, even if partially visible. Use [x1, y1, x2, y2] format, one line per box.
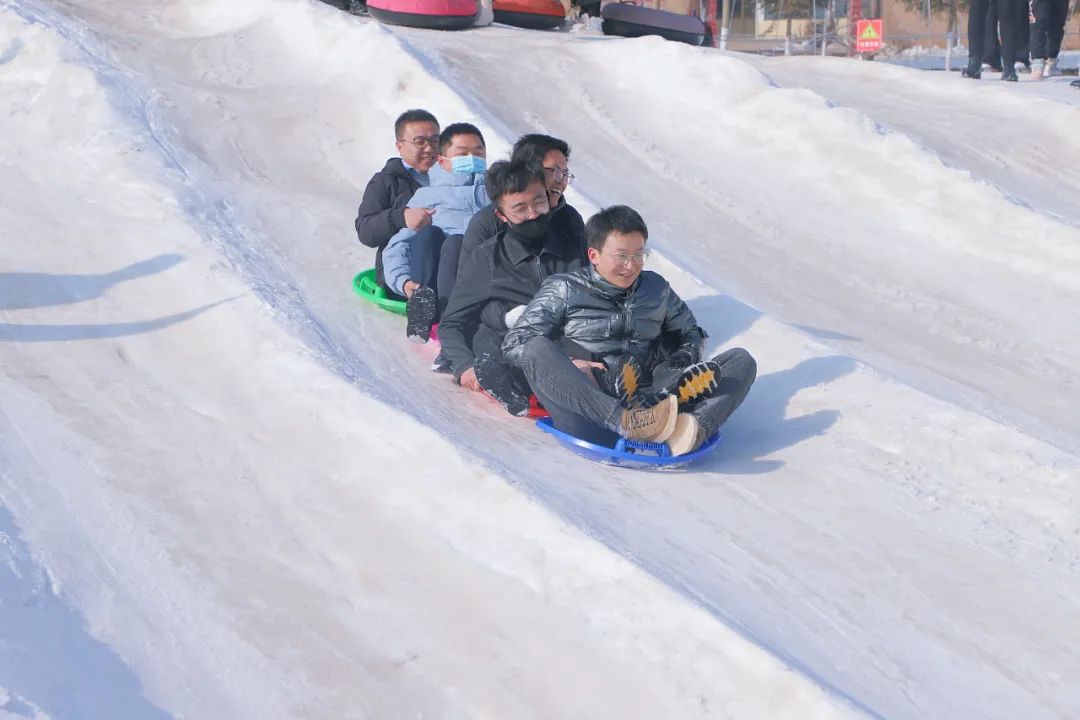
[1014, 0, 1031, 68]
[996, 0, 1019, 78]
[1029, 0, 1051, 75]
[983, 0, 1002, 69]
[966, 0, 992, 76]
[435, 233, 463, 316]
[1046, 0, 1068, 63]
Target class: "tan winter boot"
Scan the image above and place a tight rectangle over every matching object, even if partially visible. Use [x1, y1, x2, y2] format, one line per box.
[667, 413, 706, 456]
[1031, 59, 1045, 80]
[619, 394, 678, 443]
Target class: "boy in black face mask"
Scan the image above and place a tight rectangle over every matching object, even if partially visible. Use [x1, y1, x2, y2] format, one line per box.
[438, 158, 588, 415]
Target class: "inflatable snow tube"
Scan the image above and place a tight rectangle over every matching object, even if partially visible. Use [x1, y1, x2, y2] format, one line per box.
[493, 0, 565, 29]
[366, 0, 480, 30]
[535, 416, 721, 469]
[600, 2, 706, 46]
[352, 269, 408, 315]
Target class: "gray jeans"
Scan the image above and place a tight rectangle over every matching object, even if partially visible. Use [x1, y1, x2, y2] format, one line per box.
[518, 336, 757, 447]
[518, 337, 625, 445]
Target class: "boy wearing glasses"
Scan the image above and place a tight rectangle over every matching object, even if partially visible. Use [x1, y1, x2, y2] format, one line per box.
[438, 158, 587, 413]
[502, 206, 757, 456]
[427, 133, 587, 374]
[381, 123, 489, 342]
[458, 134, 585, 273]
[355, 109, 440, 292]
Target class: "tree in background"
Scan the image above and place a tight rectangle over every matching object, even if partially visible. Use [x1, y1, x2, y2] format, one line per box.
[758, 0, 816, 46]
[894, 0, 969, 45]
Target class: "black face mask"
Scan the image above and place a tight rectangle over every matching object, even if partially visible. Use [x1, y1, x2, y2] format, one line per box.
[509, 211, 551, 246]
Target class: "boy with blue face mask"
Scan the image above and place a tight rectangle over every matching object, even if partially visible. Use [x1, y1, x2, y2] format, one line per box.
[382, 123, 489, 342]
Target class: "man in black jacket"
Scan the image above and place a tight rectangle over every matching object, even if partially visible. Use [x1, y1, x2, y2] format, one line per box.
[456, 134, 585, 276]
[428, 133, 587, 375]
[438, 158, 588, 414]
[354, 109, 440, 290]
[502, 206, 757, 456]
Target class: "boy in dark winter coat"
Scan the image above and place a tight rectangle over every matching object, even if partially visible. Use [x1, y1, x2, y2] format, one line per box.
[502, 205, 757, 456]
[428, 133, 587, 374]
[438, 158, 587, 412]
[354, 109, 440, 291]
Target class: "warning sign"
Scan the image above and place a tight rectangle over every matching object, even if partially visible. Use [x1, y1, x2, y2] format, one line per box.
[856, 19, 883, 53]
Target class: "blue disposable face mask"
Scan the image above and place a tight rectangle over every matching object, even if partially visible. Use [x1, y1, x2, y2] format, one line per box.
[451, 155, 486, 175]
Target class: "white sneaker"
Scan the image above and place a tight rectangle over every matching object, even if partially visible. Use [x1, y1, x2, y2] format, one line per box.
[1030, 60, 1045, 80]
[1044, 58, 1058, 77]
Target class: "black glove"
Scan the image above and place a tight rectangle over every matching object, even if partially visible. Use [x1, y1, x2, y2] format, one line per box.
[667, 348, 695, 369]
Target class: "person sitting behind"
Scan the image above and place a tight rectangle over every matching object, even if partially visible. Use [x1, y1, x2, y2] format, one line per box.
[502, 205, 757, 456]
[428, 133, 587, 374]
[354, 108, 440, 291]
[438, 157, 587, 415]
[456, 133, 585, 285]
[382, 123, 488, 342]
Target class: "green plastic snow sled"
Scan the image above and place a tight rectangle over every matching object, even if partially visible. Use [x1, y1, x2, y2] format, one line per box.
[352, 268, 407, 315]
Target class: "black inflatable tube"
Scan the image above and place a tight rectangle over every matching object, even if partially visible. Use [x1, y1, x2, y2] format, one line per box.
[493, 9, 564, 29]
[601, 17, 704, 46]
[367, 6, 478, 29]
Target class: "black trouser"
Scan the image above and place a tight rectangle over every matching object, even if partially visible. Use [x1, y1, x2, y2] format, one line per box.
[969, 0, 1019, 70]
[408, 225, 445, 295]
[1030, 0, 1068, 60]
[1014, 0, 1031, 64]
[435, 233, 464, 316]
[983, 1, 1002, 66]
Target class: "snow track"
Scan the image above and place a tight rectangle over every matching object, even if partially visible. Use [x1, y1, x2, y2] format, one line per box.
[2, 2, 1078, 718]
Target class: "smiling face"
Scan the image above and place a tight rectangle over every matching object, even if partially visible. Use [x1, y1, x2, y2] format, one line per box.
[495, 179, 550, 225]
[588, 230, 647, 289]
[540, 149, 570, 207]
[436, 133, 487, 172]
[395, 120, 440, 173]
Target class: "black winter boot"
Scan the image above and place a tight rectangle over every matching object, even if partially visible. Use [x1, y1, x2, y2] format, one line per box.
[474, 354, 531, 417]
[405, 286, 438, 343]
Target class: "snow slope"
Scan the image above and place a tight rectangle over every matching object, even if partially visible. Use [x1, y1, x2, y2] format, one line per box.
[2, 1, 1078, 718]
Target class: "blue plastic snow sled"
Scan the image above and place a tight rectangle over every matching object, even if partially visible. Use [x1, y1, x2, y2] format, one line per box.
[535, 416, 721, 469]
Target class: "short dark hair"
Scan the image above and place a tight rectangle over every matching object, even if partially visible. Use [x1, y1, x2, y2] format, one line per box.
[485, 158, 547, 205]
[511, 134, 571, 164]
[438, 122, 485, 155]
[394, 109, 439, 140]
[585, 206, 649, 251]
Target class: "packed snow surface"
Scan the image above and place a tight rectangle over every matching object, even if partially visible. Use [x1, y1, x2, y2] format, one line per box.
[1, 1, 1078, 718]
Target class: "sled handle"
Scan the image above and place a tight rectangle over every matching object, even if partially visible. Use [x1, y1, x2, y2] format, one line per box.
[615, 437, 672, 457]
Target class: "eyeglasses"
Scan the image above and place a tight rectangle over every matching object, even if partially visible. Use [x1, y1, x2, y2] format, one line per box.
[543, 167, 575, 184]
[402, 135, 439, 149]
[604, 250, 650, 266]
[502, 198, 550, 222]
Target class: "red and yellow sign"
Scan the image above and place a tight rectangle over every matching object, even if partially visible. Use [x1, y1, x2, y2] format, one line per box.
[856, 19, 883, 53]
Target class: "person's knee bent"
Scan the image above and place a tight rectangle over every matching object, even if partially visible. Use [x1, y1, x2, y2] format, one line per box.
[714, 347, 757, 385]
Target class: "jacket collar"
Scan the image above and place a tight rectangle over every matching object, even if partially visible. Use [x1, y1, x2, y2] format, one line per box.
[503, 224, 567, 265]
[586, 265, 639, 298]
[499, 196, 571, 265]
[382, 157, 419, 181]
